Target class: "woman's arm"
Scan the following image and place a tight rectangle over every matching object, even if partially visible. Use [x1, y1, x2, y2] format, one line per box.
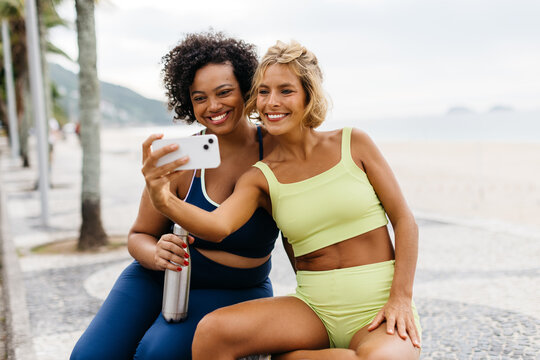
[127, 134, 194, 272]
[128, 187, 192, 272]
[156, 170, 265, 241]
[350, 128, 421, 348]
[142, 134, 266, 243]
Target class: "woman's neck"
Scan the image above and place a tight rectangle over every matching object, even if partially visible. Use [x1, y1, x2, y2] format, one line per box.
[273, 127, 319, 161]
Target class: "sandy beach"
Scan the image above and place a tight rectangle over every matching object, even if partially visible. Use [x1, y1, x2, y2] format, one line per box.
[379, 141, 540, 233]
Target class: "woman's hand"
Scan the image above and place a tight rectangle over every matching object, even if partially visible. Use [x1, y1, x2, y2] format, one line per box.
[141, 134, 189, 211]
[154, 233, 195, 271]
[368, 295, 421, 348]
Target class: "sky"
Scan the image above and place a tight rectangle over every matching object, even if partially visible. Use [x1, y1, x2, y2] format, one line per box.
[49, 0, 540, 121]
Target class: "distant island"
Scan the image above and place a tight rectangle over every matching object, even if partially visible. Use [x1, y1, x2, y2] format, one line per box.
[446, 105, 516, 116]
[446, 106, 475, 115]
[488, 105, 515, 113]
[50, 63, 173, 126]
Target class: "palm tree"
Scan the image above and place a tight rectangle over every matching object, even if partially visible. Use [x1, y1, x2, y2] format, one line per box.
[75, 0, 108, 249]
[0, 0, 69, 166]
[0, 0, 30, 166]
[37, 0, 70, 123]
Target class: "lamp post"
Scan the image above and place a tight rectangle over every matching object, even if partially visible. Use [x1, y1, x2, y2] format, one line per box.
[24, 0, 49, 225]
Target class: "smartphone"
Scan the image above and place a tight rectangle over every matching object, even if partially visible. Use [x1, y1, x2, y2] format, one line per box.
[151, 134, 221, 171]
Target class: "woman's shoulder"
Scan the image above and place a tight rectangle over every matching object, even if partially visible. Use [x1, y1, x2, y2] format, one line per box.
[345, 127, 382, 166]
[234, 164, 272, 195]
[345, 127, 375, 148]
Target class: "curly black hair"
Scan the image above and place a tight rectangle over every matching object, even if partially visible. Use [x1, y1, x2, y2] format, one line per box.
[162, 31, 258, 124]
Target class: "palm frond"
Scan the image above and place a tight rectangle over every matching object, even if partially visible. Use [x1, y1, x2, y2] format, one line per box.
[46, 41, 73, 61]
[0, 0, 23, 18]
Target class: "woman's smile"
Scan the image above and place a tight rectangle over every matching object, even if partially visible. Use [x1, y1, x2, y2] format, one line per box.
[208, 110, 231, 125]
[265, 112, 289, 122]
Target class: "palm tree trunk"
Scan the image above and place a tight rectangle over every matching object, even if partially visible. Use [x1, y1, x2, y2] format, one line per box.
[75, 0, 108, 250]
[7, 17, 30, 167]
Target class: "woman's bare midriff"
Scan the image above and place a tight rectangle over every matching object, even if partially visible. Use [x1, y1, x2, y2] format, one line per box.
[195, 248, 271, 269]
[295, 226, 395, 271]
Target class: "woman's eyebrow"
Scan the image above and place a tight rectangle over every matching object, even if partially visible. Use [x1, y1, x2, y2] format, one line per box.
[214, 84, 234, 91]
[259, 82, 294, 88]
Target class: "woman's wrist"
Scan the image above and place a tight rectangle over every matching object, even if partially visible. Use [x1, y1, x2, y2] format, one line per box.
[389, 284, 413, 300]
[152, 190, 173, 213]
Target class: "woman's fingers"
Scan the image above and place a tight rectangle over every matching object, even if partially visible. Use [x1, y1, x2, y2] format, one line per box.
[143, 156, 189, 187]
[143, 143, 179, 172]
[393, 311, 422, 348]
[367, 311, 385, 331]
[385, 315, 396, 335]
[396, 318, 407, 340]
[155, 233, 191, 271]
[142, 134, 163, 163]
[407, 318, 421, 348]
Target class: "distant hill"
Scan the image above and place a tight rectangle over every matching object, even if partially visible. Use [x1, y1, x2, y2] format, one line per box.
[49, 63, 173, 126]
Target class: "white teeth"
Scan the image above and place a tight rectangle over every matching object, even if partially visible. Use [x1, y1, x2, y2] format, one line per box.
[267, 114, 285, 119]
[210, 112, 227, 121]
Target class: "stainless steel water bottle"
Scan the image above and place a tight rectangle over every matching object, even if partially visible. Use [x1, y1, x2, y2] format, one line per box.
[162, 224, 191, 322]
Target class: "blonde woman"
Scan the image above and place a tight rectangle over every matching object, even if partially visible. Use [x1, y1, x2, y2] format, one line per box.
[143, 40, 422, 359]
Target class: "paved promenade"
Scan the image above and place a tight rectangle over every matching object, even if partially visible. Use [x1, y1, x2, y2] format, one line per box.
[0, 131, 539, 359]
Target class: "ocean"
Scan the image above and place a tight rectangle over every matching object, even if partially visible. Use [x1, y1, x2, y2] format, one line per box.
[118, 110, 540, 144]
[320, 110, 540, 143]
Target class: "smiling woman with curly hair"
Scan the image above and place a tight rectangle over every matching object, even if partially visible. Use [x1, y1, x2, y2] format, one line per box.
[71, 31, 283, 360]
[162, 32, 258, 123]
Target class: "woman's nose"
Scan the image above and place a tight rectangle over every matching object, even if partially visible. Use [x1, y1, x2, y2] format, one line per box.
[208, 97, 222, 112]
[267, 91, 279, 107]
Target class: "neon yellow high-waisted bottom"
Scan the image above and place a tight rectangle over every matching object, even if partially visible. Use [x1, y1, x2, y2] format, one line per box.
[291, 260, 421, 348]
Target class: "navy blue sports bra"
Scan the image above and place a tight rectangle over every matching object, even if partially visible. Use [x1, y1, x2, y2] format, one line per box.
[184, 127, 278, 258]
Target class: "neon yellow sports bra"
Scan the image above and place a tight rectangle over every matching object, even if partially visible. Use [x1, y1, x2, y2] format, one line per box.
[253, 127, 388, 257]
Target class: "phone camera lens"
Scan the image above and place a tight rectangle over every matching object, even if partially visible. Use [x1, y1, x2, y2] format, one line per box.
[208, 139, 214, 144]
[203, 144, 209, 150]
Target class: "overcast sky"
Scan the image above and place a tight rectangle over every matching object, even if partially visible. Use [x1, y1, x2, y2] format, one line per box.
[49, 0, 540, 120]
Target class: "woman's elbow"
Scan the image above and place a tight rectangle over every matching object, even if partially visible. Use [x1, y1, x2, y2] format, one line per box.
[392, 213, 418, 233]
[406, 215, 418, 236]
[126, 229, 138, 255]
[203, 224, 234, 243]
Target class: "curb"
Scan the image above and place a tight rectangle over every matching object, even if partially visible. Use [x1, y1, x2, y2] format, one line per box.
[0, 158, 36, 359]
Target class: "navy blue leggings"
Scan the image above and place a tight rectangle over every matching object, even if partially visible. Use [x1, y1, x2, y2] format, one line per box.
[70, 248, 273, 360]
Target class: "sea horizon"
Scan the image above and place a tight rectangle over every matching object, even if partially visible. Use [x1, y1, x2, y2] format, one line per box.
[105, 109, 540, 144]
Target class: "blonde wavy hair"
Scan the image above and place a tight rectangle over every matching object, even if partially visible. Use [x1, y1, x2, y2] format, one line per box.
[245, 40, 328, 128]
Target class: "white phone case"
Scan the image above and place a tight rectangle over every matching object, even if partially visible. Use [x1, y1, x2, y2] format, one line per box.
[152, 134, 221, 170]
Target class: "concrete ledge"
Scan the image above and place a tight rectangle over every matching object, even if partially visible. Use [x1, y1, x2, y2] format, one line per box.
[0, 184, 36, 359]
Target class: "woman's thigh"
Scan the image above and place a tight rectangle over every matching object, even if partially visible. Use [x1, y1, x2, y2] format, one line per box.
[135, 280, 274, 359]
[193, 296, 330, 359]
[70, 261, 163, 360]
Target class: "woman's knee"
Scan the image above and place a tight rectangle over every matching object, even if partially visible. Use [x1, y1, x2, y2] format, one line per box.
[193, 310, 229, 344]
[192, 308, 244, 356]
